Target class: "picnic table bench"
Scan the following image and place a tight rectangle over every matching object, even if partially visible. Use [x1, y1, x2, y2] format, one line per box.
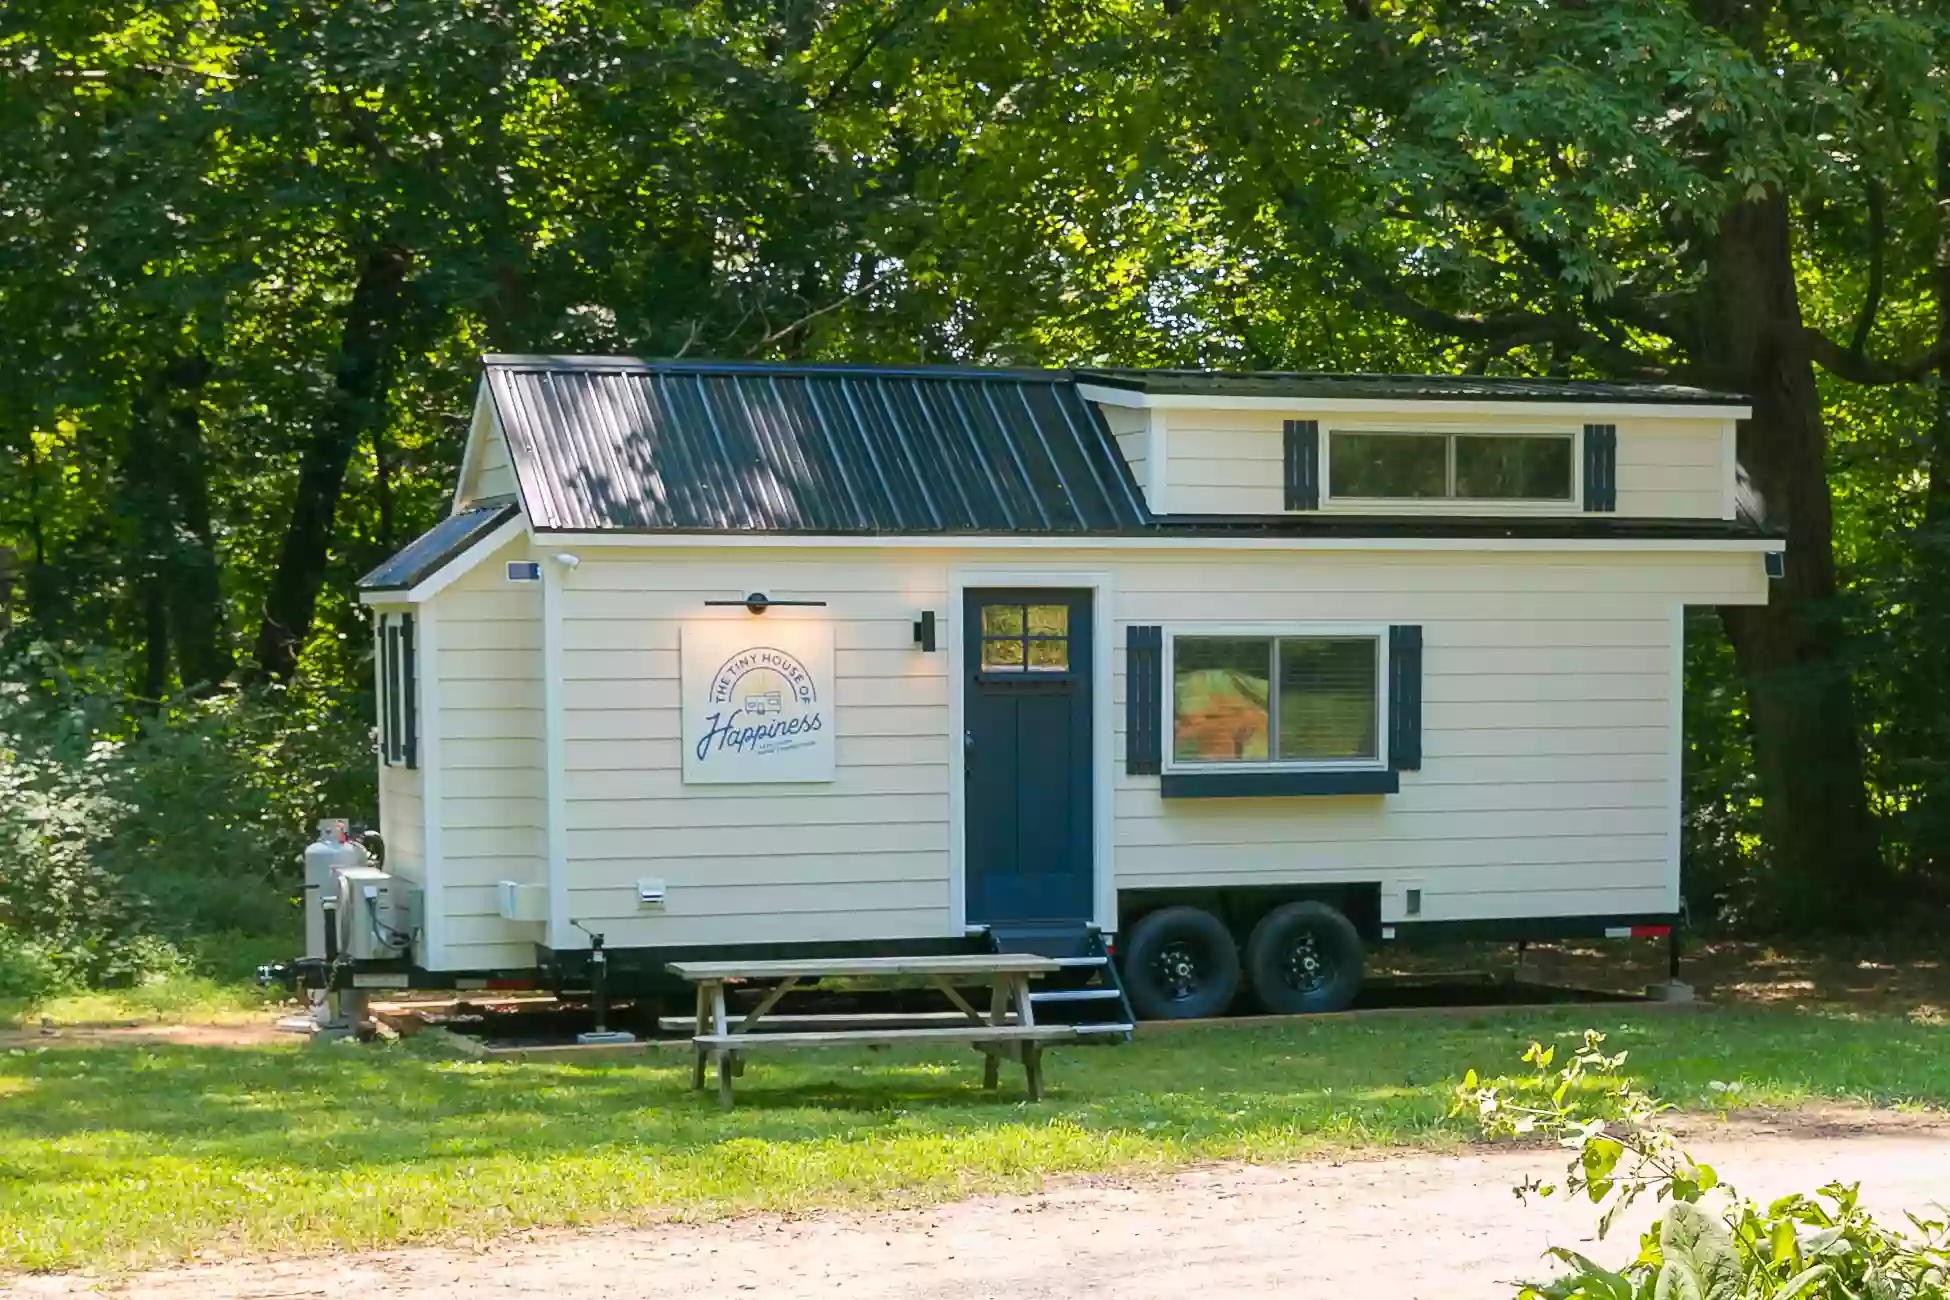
[668, 954, 1077, 1107]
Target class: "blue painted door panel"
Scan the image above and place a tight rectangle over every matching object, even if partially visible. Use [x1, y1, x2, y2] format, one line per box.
[964, 589, 1094, 925]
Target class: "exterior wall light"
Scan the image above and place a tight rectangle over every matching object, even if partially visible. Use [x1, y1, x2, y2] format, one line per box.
[703, 592, 829, 615]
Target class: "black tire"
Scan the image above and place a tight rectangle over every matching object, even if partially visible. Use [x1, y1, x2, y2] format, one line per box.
[1119, 906, 1241, 1020]
[1244, 901, 1364, 1014]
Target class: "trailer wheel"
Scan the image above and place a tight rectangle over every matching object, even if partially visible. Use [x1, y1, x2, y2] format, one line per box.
[1244, 901, 1364, 1014]
[1120, 906, 1240, 1020]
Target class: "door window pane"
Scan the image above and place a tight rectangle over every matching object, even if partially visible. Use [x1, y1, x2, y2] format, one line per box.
[1026, 638, 1066, 670]
[1455, 434, 1573, 500]
[1026, 605, 1068, 637]
[1173, 637, 1271, 761]
[982, 604, 1024, 637]
[1328, 432, 1447, 499]
[982, 635, 1025, 669]
[1276, 637, 1378, 761]
[981, 602, 1069, 673]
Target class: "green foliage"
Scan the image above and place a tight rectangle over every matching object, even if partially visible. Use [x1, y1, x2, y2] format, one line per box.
[0, 638, 369, 992]
[5, 1007, 1949, 1273]
[1459, 1034, 1950, 1299]
[4, 0, 1950, 950]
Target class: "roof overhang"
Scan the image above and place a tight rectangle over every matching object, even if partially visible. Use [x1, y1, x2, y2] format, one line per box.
[1075, 383, 1753, 422]
[525, 529, 1784, 553]
[358, 509, 527, 605]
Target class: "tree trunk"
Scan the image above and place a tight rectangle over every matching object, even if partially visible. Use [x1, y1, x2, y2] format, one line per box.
[140, 583, 169, 707]
[152, 354, 232, 693]
[1902, 134, 1950, 877]
[1697, 193, 1887, 928]
[251, 246, 411, 681]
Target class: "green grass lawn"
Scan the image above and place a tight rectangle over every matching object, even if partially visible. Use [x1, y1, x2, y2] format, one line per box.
[3, 1005, 1947, 1276]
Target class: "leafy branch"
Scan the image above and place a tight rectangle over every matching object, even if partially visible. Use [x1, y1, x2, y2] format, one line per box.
[1457, 1034, 1950, 1299]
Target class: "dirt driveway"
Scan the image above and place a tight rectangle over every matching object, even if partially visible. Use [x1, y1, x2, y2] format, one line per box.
[10, 1112, 1946, 1300]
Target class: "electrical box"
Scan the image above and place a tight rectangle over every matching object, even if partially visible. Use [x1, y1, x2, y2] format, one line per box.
[497, 880, 548, 923]
[337, 866, 413, 961]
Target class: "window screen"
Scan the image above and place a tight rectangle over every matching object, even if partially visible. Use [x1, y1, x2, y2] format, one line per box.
[1172, 634, 1380, 766]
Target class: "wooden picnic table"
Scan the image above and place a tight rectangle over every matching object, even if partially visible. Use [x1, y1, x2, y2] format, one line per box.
[667, 954, 1076, 1108]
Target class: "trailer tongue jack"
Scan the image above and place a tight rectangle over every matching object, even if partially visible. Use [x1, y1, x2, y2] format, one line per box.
[573, 922, 636, 1046]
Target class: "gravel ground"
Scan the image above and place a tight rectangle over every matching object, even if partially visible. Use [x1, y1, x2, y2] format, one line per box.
[11, 1112, 1947, 1300]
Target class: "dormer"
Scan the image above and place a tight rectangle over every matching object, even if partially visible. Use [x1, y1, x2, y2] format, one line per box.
[1076, 372, 1748, 524]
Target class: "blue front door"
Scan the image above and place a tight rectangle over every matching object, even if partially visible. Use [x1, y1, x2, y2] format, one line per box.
[963, 589, 1094, 925]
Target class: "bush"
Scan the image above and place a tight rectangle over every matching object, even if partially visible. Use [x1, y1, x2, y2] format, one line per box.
[1459, 1034, 1950, 1298]
[0, 926, 66, 1003]
[0, 639, 375, 994]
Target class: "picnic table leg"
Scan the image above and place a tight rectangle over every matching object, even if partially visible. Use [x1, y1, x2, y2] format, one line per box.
[712, 982, 734, 1108]
[1010, 974, 1042, 1100]
[691, 984, 708, 1091]
[982, 978, 1008, 1091]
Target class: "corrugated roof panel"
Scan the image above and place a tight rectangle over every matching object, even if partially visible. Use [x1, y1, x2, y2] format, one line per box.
[483, 359, 1152, 535]
[477, 356, 1755, 537]
[358, 501, 518, 591]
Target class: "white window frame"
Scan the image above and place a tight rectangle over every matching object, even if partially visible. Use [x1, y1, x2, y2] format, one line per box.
[1161, 623, 1390, 775]
[1320, 421, 1584, 516]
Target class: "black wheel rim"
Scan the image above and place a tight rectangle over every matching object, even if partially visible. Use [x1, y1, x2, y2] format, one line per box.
[1152, 939, 1205, 1002]
[1281, 928, 1333, 996]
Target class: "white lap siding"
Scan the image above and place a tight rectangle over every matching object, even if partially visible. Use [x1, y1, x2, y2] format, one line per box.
[555, 552, 955, 949]
[1154, 408, 1736, 520]
[537, 544, 1765, 947]
[430, 536, 547, 969]
[1111, 550, 1764, 923]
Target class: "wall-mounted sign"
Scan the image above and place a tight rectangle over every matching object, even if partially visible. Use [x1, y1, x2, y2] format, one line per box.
[681, 621, 835, 784]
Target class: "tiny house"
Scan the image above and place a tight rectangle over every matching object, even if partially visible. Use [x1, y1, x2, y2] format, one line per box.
[342, 357, 1777, 1018]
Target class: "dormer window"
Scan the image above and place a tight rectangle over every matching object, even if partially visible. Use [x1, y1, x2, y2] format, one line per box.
[1327, 430, 1575, 504]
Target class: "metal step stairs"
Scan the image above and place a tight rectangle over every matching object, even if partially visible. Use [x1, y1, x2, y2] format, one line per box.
[985, 922, 1135, 1043]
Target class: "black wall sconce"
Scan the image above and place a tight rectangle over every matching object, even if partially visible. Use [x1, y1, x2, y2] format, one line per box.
[913, 609, 938, 652]
[703, 592, 829, 616]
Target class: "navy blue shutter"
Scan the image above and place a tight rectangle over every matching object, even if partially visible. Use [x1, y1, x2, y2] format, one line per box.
[1126, 625, 1163, 774]
[1388, 625, 1423, 772]
[380, 616, 401, 765]
[1583, 424, 1617, 512]
[1284, 420, 1320, 510]
[400, 613, 419, 770]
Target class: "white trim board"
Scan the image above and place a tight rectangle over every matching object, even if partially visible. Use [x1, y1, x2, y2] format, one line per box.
[1076, 383, 1753, 422]
[541, 551, 573, 953]
[416, 602, 446, 970]
[1666, 605, 1685, 914]
[530, 531, 1784, 554]
[947, 567, 1119, 936]
[450, 386, 497, 512]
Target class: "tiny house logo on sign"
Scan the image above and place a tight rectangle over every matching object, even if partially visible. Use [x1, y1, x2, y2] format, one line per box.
[697, 647, 825, 762]
[681, 622, 836, 784]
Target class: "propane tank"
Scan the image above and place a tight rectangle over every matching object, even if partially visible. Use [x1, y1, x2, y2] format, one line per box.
[303, 819, 355, 962]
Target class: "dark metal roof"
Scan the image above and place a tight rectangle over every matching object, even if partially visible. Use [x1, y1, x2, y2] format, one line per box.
[358, 500, 519, 591]
[1076, 368, 1750, 407]
[481, 356, 1150, 534]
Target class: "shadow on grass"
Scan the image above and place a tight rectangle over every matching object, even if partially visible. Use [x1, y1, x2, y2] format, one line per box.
[8, 1004, 1949, 1167]
[6, 1004, 1950, 1274]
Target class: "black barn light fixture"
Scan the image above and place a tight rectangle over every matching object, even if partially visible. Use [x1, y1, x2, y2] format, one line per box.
[703, 592, 828, 615]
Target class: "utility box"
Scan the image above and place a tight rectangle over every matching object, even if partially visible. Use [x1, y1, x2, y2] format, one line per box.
[337, 866, 413, 962]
